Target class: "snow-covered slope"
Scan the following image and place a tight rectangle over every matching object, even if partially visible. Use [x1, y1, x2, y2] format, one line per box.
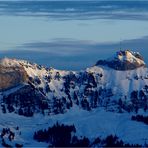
[0, 49, 148, 114]
[0, 49, 148, 147]
[0, 107, 147, 147]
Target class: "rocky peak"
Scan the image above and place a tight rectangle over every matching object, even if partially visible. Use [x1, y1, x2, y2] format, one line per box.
[115, 50, 145, 64]
[0, 58, 28, 91]
[96, 50, 146, 70]
[0, 57, 21, 68]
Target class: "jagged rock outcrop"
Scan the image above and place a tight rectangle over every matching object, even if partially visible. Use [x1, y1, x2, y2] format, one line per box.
[96, 50, 146, 70]
[0, 58, 28, 91]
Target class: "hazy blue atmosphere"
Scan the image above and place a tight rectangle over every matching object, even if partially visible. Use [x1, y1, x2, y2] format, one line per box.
[0, 0, 148, 70]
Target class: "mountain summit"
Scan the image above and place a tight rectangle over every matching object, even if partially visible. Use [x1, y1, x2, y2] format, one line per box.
[96, 50, 146, 70]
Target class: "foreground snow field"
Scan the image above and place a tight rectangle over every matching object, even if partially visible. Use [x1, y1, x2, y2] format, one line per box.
[0, 107, 147, 147]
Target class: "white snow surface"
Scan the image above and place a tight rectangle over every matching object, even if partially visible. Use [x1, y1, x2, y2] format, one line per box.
[108, 50, 146, 65]
[0, 107, 147, 147]
[87, 65, 148, 99]
[0, 57, 21, 67]
[116, 50, 145, 65]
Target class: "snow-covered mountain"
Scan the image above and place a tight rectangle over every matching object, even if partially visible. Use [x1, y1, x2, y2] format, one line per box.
[1, 49, 148, 115]
[0, 49, 148, 147]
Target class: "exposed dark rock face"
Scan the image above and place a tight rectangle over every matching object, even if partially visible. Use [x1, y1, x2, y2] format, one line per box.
[2, 85, 48, 116]
[96, 60, 145, 70]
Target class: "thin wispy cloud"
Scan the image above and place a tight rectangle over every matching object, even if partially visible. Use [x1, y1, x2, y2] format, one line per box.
[0, 1, 148, 20]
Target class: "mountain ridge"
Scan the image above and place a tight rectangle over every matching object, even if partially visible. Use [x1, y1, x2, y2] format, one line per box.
[0, 49, 148, 117]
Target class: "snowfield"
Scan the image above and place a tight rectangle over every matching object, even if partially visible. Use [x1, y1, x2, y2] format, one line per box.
[87, 65, 148, 98]
[0, 107, 147, 147]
